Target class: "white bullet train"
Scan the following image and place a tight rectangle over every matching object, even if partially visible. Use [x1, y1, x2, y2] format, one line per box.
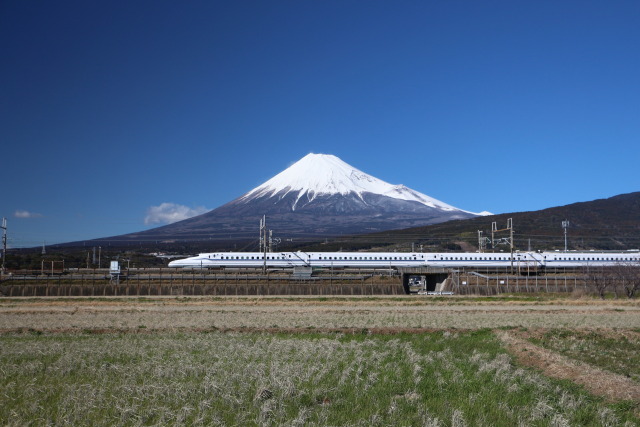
[168, 250, 640, 269]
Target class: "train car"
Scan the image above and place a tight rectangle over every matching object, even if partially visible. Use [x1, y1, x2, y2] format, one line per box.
[168, 250, 640, 269]
[167, 251, 427, 269]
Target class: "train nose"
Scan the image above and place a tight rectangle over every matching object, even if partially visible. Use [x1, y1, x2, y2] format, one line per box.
[168, 259, 187, 267]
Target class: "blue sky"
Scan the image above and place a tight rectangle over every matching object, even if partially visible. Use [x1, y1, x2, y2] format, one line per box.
[1, 0, 639, 247]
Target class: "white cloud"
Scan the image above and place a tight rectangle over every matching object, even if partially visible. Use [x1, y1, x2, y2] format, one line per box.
[144, 203, 208, 225]
[14, 210, 43, 218]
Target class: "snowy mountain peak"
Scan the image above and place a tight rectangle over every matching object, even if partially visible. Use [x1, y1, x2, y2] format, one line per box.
[239, 153, 476, 213]
[243, 153, 388, 198]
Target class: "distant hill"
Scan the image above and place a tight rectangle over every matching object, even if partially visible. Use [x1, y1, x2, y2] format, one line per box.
[300, 192, 640, 252]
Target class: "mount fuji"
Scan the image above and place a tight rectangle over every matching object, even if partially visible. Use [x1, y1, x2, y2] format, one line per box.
[111, 154, 488, 244]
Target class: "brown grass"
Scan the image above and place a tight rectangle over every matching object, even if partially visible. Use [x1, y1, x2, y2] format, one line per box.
[1, 296, 639, 331]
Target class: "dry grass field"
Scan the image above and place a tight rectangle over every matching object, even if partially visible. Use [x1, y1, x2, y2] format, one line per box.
[1, 295, 639, 331]
[1, 295, 639, 425]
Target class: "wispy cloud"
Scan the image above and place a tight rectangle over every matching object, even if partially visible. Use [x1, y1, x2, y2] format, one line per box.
[14, 210, 43, 218]
[144, 203, 208, 225]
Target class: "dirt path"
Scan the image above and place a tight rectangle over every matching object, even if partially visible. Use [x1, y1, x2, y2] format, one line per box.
[496, 330, 640, 403]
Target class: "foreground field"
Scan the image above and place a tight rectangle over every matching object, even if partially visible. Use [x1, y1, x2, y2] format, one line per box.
[1, 296, 639, 425]
[1, 295, 640, 331]
[1, 330, 639, 426]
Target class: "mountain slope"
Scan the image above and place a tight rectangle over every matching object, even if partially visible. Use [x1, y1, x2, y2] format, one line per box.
[314, 191, 640, 252]
[99, 153, 485, 245]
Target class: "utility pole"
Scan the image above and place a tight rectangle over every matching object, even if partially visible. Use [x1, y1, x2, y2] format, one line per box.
[1, 218, 7, 276]
[562, 220, 570, 252]
[492, 218, 514, 273]
[259, 216, 264, 253]
[491, 222, 496, 252]
[260, 215, 267, 273]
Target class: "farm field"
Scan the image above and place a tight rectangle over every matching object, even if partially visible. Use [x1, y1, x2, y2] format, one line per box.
[1, 295, 639, 331]
[1, 296, 639, 425]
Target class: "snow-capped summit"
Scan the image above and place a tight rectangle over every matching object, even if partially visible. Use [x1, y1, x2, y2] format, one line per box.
[241, 153, 470, 213]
